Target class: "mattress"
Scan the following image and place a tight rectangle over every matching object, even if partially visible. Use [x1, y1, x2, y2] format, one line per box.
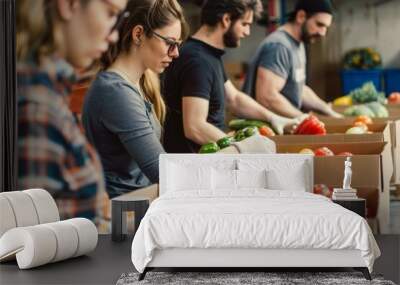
[131, 190, 380, 273]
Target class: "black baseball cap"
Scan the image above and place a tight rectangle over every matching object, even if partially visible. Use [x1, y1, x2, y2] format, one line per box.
[293, 0, 334, 15]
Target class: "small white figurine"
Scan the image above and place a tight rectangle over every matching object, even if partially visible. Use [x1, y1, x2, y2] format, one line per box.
[342, 157, 352, 190]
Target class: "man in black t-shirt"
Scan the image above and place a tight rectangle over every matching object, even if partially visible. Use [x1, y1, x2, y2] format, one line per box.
[163, 0, 298, 153]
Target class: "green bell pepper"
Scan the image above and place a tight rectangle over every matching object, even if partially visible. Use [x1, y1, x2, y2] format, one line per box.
[217, 136, 235, 149]
[199, 142, 220, 154]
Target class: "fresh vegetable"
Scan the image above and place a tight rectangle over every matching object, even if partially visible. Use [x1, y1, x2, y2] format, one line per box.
[343, 104, 376, 118]
[333, 96, 352, 106]
[366, 102, 389, 118]
[217, 137, 234, 149]
[244, 126, 259, 138]
[353, 115, 372, 125]
[228, 119, 268, 130]
[388, 92, 400, 104]
[294, 115, 326, 135]
[314, 147, 334, 157]
[353, 121, 368, 131]
[313, 184, 333, 198]
[234, 129, 246, 142]
[347, 82, 386, 104]
[199, 142, 220, 154]
[343, 48, 382, 69]
[299, 148, 314, 155]
[337, 152, 353, 156]
[258, 125, 275, 137]
[345, 126, 367, 135]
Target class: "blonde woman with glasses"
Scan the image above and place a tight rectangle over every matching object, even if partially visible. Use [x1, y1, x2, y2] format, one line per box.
[83, 0, 188, 198]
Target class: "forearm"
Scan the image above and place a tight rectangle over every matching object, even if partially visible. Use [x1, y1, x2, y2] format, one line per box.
[228, 91, 277, 122]
[184, 121, 226, 145]
[259, 90, 304, 118]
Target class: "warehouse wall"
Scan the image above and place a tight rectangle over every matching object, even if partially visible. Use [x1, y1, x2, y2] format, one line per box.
[224, 0, 400, 67]
[309, 0, 400, 100]
[224, 24, 267, 63]
[181, 0, 400, 99]
[337, 0, 400, 68]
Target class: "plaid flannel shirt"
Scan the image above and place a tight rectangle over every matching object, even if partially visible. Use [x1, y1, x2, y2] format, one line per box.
[17, 57, 108, 221]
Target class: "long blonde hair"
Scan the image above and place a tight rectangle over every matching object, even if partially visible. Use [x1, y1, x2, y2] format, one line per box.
[16, 0, 62, 62]
[100, 0, 188, 124]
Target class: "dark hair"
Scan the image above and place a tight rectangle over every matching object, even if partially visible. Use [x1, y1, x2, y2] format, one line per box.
[100, 0, 188, 124]
[287, 11, 318, 23]
[200, 0, 262, 27]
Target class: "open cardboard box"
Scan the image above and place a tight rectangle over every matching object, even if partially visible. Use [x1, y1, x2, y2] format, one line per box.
[272, 122, 390, 144]
[317, 118, 400, 185]
[274, 140, 392, 233]
[271, 123, 395, 183]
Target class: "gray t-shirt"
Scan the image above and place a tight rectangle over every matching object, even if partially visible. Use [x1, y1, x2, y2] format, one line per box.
[82, 71, 164, 198]
[242, 29, 306, 108]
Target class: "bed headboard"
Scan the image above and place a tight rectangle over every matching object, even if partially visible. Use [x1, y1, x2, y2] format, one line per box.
[159, 154, 314, 196]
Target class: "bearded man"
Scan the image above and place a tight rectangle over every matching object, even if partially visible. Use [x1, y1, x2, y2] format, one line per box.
[243, 0, 342, 118]
[163, 0, 298, 153]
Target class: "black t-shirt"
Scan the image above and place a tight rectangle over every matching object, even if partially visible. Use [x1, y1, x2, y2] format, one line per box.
[163, 37, 227, 153]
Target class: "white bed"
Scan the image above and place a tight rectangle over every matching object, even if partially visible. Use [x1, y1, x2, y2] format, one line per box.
[131, 154, 380, 280]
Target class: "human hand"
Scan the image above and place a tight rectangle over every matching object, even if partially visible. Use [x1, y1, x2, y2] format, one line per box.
[270, 114, 299, 135]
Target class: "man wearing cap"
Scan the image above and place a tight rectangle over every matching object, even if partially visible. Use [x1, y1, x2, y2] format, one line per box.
[243, 0, 342, 118]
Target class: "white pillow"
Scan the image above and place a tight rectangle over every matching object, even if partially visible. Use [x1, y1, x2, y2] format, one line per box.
[266, 167, 307, 192]
[236, 169, 268, 189]
[237, 158, 309, 192]
[167, 163, 212, 192]
[212, 168, 237, 191]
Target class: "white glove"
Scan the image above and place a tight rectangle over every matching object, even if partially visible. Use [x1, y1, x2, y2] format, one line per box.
[294, 113, 309, 124]
[327, 109, 344, 118]
[270, 114, 299, 135]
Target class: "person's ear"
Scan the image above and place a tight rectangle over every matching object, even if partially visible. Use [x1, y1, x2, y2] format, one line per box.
[56, 0, 81, 21]
[221, 13, 232, 30]
[296, 10, 307, 25]
[131, 25, 145, 45]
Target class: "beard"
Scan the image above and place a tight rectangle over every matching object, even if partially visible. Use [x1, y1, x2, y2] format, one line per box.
[301, 23, 322, 44]
[223, 24, 241, 48]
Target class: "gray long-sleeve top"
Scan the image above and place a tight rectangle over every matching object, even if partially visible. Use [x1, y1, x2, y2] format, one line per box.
[82, 71, 165, 198]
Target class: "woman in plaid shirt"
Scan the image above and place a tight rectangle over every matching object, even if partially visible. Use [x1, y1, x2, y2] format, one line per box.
[16, 0, 127, 220]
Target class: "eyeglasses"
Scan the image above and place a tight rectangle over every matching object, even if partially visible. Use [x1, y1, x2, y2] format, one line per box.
[153, 31, 182, 56]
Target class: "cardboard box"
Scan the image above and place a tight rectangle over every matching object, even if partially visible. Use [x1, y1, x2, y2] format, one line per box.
[276, 142, 388, 189]
[318, 117, 400, 185]
[272, 138, 392, 233]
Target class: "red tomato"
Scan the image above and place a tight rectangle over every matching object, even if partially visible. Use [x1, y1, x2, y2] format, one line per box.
[314, 147, 334, 157]
[313, 184, 332, 197]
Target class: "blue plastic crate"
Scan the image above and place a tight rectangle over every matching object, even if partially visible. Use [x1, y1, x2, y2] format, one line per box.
[341, 69, 383, 95]
[384, 69, 400, 95]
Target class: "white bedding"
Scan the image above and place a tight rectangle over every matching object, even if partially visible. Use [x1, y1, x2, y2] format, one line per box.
[131, 190, 380, 273]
